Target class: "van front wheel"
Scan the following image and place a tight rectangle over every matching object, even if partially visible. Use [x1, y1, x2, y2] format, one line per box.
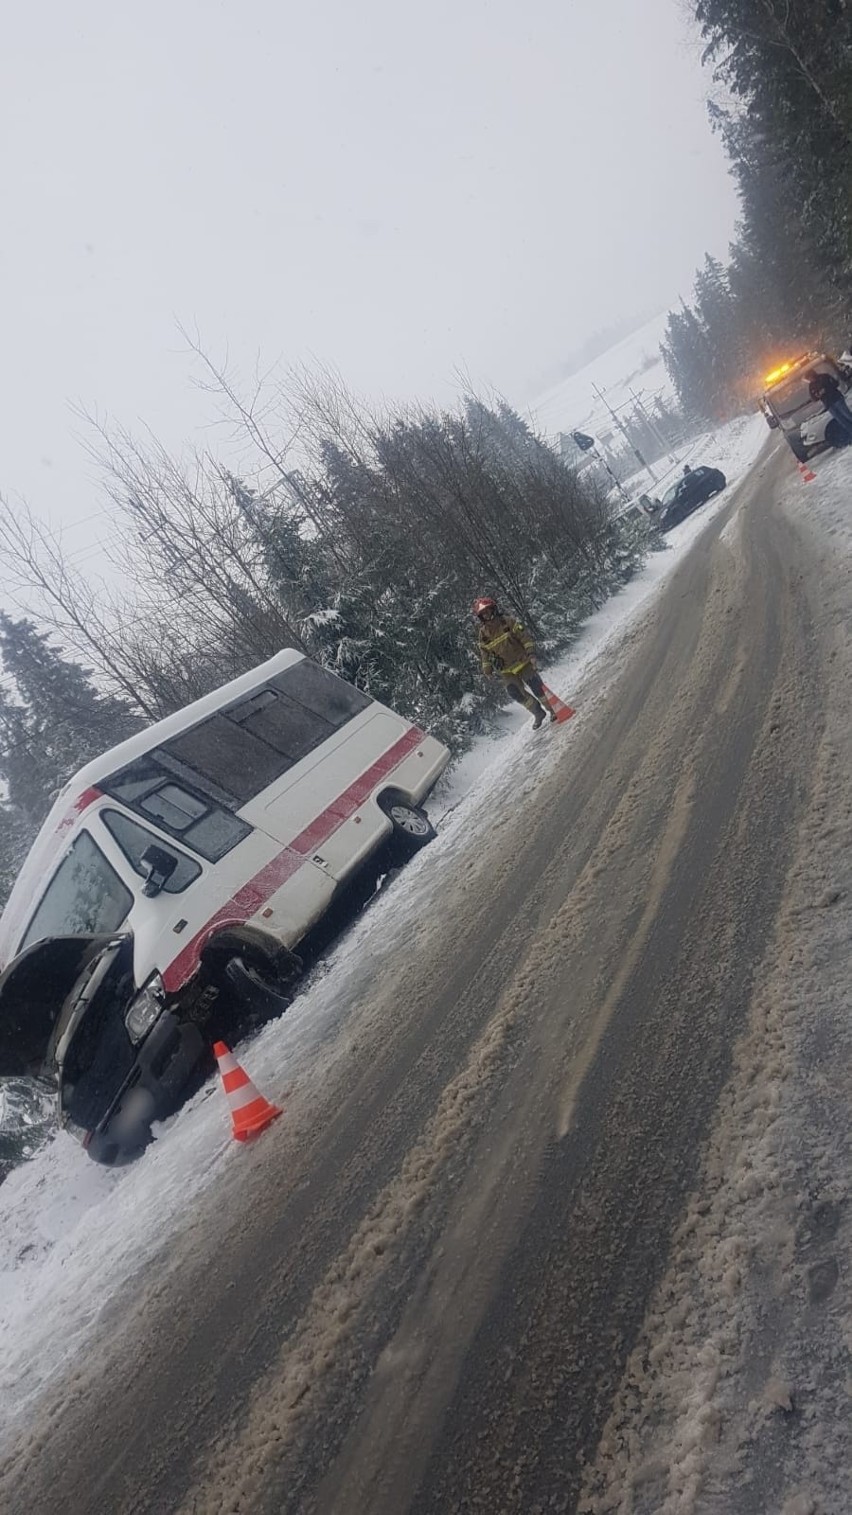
[223, 954, 293, 1022]
[383, 799, 436, 854]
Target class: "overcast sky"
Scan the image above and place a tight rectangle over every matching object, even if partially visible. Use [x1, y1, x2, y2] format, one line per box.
[1, 0, 738, 546]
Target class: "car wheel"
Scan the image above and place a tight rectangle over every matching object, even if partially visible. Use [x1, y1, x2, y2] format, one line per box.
[381, 797, 436, 855]
[223, 954, 293, 1021]
[787, 435, 807, 463]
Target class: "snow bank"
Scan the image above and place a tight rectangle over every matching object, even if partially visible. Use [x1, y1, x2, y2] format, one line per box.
[0, 411, 768, 1441]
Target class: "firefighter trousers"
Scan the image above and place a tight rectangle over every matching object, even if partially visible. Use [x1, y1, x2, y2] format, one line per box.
[501, 664, 548, 713]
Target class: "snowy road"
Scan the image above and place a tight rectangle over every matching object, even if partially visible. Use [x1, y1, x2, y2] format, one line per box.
[3, 433, 850, 1514]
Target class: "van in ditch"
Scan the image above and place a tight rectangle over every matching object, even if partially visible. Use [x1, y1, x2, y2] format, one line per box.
[0, 651, 449, 1164]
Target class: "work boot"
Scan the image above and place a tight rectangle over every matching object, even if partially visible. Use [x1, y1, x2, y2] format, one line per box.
[548, 706, 558, 723]
[532, 705, 546, 730]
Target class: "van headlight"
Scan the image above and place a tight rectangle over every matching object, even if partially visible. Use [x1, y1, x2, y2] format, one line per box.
[125, 974, 165, 1044]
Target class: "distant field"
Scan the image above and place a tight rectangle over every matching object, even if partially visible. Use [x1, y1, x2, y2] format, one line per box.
[524, 311, 674, 443]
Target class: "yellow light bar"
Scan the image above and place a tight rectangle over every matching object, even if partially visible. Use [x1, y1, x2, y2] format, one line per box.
[763, 361, 794, 387]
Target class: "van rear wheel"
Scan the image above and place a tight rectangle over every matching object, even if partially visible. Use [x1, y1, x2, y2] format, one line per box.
[382, 798, 436, 855]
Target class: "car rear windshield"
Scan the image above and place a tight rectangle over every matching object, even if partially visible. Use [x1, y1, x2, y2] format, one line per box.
[21, 832, 133, 951]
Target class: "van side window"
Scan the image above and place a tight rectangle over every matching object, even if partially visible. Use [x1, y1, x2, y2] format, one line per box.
[21, 832, 133, 950]
[272, 660, 371, 725]
[140, 784, 206, 832]
[230, 688, 334, 763]
[101, 759, 251, 862]
[104, 661, 373, 820]
[160, 661, 373, 805]
[101, 811, 201, 893]
[165, 716, 285, 803]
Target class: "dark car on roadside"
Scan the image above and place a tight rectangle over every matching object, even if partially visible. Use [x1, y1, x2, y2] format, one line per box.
[658, 466, 727, 530]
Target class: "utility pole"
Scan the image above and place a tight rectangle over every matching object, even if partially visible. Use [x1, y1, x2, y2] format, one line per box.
[570, 430, 630, 502]
[629, 387, 669, 455]
[631, 385, 686, 469]
[594, 446, 630, 502]
[592, 381, 658, 486]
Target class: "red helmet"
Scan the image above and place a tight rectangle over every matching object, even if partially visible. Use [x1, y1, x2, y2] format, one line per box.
[472, 596, 498, 618]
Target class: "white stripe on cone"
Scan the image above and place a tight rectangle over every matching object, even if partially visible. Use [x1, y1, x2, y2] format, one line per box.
[228, 1081, 264, 1111]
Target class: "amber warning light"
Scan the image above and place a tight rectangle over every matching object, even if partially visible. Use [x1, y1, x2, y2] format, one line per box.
[763, 360, 795, 387]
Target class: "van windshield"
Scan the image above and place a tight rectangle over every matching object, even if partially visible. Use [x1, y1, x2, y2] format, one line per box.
[21, 832, 132, 951]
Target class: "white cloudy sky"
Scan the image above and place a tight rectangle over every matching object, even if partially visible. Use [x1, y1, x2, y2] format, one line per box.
[0, 0, 738, 543]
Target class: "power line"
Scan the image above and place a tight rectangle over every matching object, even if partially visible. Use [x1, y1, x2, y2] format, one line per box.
[591, 381, 658, 486]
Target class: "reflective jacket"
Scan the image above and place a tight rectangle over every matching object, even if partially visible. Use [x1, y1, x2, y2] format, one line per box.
[478, 614, 535, 675]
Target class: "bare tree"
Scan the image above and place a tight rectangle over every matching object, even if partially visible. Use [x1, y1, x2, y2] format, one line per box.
[0, 493, 160, 717]
[77, 411, 311, 673]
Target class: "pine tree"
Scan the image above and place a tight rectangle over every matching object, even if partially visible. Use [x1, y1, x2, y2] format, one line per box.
[695, 0, 852, 305]
[0, 798, 30, 908]
[663, 2, 852, 423]
[0, 614, 143, 828]
[661, 302, 720, 421]
[693, 255, 741, 415]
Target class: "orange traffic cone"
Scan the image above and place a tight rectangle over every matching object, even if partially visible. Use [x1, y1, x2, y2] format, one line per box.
[797, 458, 816, 483]
[214, 1041, 282, 1141]
[541, 683, 576, 724]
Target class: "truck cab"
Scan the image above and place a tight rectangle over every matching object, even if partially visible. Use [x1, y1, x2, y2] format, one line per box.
[760, 353, 850, 461]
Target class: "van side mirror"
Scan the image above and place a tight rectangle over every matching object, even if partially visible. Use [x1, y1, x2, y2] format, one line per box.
[140, 844, 178, 898]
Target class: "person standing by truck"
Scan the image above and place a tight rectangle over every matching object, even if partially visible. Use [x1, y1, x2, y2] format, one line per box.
[473, 597, 556, 730]
[804, 367, 852, 442]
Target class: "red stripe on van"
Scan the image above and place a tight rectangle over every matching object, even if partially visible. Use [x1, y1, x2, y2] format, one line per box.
[56, 786, 103, 838]
[290, 726, 423, 855]
[162, 727, 425, 992]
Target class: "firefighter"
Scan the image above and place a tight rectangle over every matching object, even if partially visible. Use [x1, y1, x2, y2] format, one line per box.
[804, 366, 852, 441]
[473, 597, 556, 729]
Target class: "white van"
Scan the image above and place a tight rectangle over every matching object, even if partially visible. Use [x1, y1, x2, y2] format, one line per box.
[0, 651, 449, 1163]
